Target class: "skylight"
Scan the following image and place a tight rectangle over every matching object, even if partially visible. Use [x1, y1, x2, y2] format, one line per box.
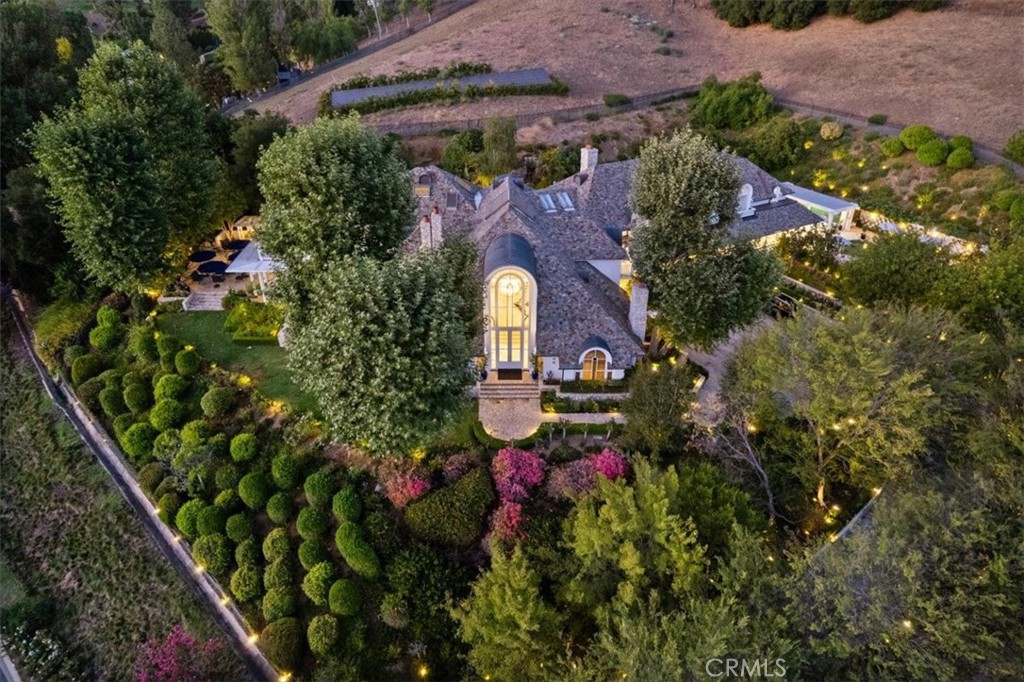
[539, 194, 557, 212]
[556, 192, 575, 211]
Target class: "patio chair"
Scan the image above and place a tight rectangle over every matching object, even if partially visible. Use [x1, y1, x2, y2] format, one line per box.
[212, 274, 225, 283]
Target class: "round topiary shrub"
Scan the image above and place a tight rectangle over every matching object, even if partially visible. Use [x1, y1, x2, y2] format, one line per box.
[98, 368, 124, 389]
[159, 351, 176, 373]
[259, 617, 302, 671]
[130, 327, 159, 361]
[154, 475, 178, 499]
[329, 579, 360, 616]
[139, 462, 166, 495]
[149, 399, 187, 431]
[200, 387, 236, 418]
[174, 348, 200, 377]
[266, 492, 293, 524]
[238, 472, 270, 510]
[196, 505, 227, 536]
[192, 533, 231, 577]
[156, 333, 182, 356]
[298, 540, 328, 571]
[99, 387, 128, 418]
[181, 419, 212, 447]
[302, 562, 335, 607]
[71, 354, 105, 386]
[154, 374, 188, 401]
[112, 413, 137, 438]
[261, 588, 297, 623]
[214, 488, 240, 511]
[819, 121, 843, 141]
[235, 537, 260, 567]
[230, 564, 263, 603]
[123, 383, 152, 414]
[993, 190, 1021, 211]
[156, 492, 181, 526]
[121, 370, 145, 387]
[63, 344, 87, 367]
[946, 147, 975, 170]
[76, 377, 104, 413]
[174, 498, 205, 538]
[89, 323, 123, 352]
[880, 136, 905, 158]
[296, 507, 328, 541]
[271, 454, 301, 491]
[332, 487, 362, 522]
[949, 135, 973, 151]
[307, 614, 339, 658]
[264, 558, 294, 590]
[120, 422, 159, 464]
[917, 139, 950, 166]
[152, 429, 182, 462]
[304, 471, 336, 509]
[96, 305, 121, 327]
[215, 463, 240, 491]
[230, 433, 258, 463]
[334, 521, 380, 579]
[899, 124, 937, 150]
[226, 513, 254, 542]
[262, 527, 290, 562]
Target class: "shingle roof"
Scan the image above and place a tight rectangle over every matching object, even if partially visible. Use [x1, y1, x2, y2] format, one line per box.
[728, 199, 821, 240]
[484, 233, 537, 278]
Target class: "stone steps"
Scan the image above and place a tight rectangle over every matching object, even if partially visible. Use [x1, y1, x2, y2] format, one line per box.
[183, 291, 227, 311]
[478, 382, 541, 400]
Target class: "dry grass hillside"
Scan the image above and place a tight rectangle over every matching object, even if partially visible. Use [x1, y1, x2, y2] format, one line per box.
[251, 0, 1024, 148]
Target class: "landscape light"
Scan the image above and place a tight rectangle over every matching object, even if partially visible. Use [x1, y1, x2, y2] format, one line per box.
[902, 620, 913, 630]
[418, 665, 429, 678]
[248, 634, 258, 645]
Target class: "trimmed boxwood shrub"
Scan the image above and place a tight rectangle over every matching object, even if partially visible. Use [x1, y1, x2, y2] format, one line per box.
[149, 399, 187, 431]
[99, 387, 127, 417]
[879, 136, 905, 158]
[329, 579, 360, 616]
[603, 93, 632, 107]
[264, 558, 294, 591]
[297, 507, 328, 541]
[899, 124, 936, 150]
[193, 533, 232, 577]
[214, 488, 239, 512]
[304, 471, 335, 508]
[298, 540, 328, 571]
[1005, 128, 1024, 165]
[181, 420, 212, 447]
[96, 305, 121, 327]
[867, 113, 888, 125]
[63, 344, 87, 367]
[819, 121, 843, 141]
[121, 370, 146, 387]
[154, 476, 178, 499]
[266, 492, 293, 524]
[112, 413, 137, 438]
[334, 521, 380, 579]
[196, 505, 227, 536]
[993, 190, 1022, 211]
[120, 422, 159, 464]
[307, 614, 339, 658]
[261, 587, 297, 622]
[226, 513, 254, 542]
[271, 454, 301, 491]
[156, 492, 181, 526]
[76, 377, 104, 413]
[263, 527, 290, 562]
[154, 374, 188, 401]
[174, 348, 200, 377]
[156, 333, 182, 356]
[331, 487, 362, 522]
[230, 564, 263, 602]
[139, 462, 165, 495]
[302, 561, 335, 606]
[200, 387, 236, 418]
[949, 135, 973, 151]
[238, 472, 270, 509]
[404, 466, 496, 547]
[259, 617, 302, 671]
[71, 354, 105, 386]
[946, 147, 975, 170]
[89, 323, 123, 351]
[235, 537, 260, 567]
[175, 499, 206, 539]
[215, 463, 240, 490]
[98, 368, 124, 389]
[130, 327, 159, 361]
[230, 433, 258, 462]
[123, 383, 152, 414]
[159, 351, 177, 373]
[152, 429, 182, 462]
[917, 139, 949, 166]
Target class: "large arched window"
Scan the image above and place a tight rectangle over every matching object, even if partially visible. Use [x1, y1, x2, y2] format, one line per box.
[581, 349, 609, 381]
[489, 270, 530, 370]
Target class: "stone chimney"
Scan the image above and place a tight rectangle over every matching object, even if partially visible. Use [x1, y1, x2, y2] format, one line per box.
[419, 215, 432, 249]
[629, 281, 649, 340]
[430, 206, 443, 248]
[580, 144, 599, 175]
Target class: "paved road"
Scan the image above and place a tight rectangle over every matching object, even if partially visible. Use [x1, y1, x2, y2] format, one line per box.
[4, 294, 275, 682]
[330, 68, 553, 108]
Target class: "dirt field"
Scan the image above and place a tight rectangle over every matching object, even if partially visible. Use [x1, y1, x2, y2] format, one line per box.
[250, 0, 1024, 149]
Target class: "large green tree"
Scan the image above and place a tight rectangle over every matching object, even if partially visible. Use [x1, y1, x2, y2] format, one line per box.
[620, 361, 693, 457]
[149, 0, 197, 82]
[842, 231, 948, 306]
[227, 111, 292, 214]
[630, 130, 781, 349]
[205, 0, 277, 91]
[286, 252, 474, 454]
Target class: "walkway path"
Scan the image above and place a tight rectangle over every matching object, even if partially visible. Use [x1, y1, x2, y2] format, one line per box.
[330, 68, 553, 108]
[686, 318, 773, 428]
[5, 294, 275, 682]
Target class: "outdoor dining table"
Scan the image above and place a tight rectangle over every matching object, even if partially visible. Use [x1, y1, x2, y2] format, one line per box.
[197, 260, 228, 274]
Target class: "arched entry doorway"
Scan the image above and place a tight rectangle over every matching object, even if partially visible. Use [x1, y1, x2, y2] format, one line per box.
[484, 234, 538, 378]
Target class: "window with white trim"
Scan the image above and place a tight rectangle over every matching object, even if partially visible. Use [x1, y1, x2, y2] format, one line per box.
[538, 194, 557, 213]
[556, 192, 575, 211]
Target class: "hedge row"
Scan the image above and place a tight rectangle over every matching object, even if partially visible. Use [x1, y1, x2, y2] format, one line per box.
[404, 466, 495, 548]
[320, 79, 570, 117]
[329, 61, 492, 92]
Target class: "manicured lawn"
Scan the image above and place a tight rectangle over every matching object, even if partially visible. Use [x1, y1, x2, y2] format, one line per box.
[157, 311, 318, 415]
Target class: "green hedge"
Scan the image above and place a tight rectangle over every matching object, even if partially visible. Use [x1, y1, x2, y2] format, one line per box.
[272, 453, 301, 491]
[119, 422, 159, 464]
[154, 374, 188, 401]
[329, 579, 360, 616]
[307, 614, 339, 658]
[946, 147, 975, 170]
[302, 561, 335, 606]
[879, 137, 905, 158]
[1004, 128, 1024, 165]
[226, 513, 254, 542]
[149, 399, 187, 431]
[330, 61, 492, 91]
[304, 471, 336, 509]
[235, 538, 260, 567]
[334, 521, 380, 579]
[899, 124, 936, 150]
[331, 487, 362, 522]
[266, 492, 293, 524]
[297, 507, 329, 540]
[89, 323, 123, 352]
[298, 540, 328, 571]
[262, 527, 290, 562]
[239, 472, 270, 510]
[259, 618, 302, 671]
[123, 383, 152, 414]
[200, 387, 235, 418]
[916, 139, 949, 166]
[261, 587, 297, 623]
[175, 499, 205, 539]
[174, 349, 200, 377]
[230, 433, 258, 462]
[99, 387, 127, 418]
[196, 505, 226, 536]
[34, 299, 94, 372]
[230, 564, 263, 602]
[603, 93, 632, 107]
[71, 354, 105, 386]
[264, 558, 294, 590]
[192, 533, 231, 577]
[404, 466, 495, 548]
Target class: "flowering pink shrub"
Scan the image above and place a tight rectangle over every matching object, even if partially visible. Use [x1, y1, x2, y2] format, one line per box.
[491, 447, 546, 503]
[136, 625, 229, 682]
[589, 448, 628, 480]
[383, 469, 431, 508]
[443, 452, 480, 484]
[545, 459, 596, 500]
[491, 501, 525, 543]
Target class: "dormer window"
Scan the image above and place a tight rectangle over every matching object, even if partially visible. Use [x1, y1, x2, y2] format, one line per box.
[415, 173, 432, 197]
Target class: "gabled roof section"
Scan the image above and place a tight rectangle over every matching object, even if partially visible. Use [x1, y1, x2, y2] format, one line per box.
[579, 335, 611, 356]
[728, 200, 821, 240]
[484, 233, 537, 278]
[781, 182, 859, 212]
[730, 155, 790, 202]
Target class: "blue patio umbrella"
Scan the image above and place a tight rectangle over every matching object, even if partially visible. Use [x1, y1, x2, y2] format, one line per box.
[188, 249, 216, 263]
[197, 260, 228, 274]
[223, 239, 250, 251]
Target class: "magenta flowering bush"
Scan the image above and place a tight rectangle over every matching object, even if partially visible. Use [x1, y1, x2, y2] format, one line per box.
[383, 468, 431, 509]
[589, 448, 628, 480]
[491, 501, 525, 543]
[136, 625, 230, 682]
[545, 459, 596, 500]
[491, 447, 546, 503]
